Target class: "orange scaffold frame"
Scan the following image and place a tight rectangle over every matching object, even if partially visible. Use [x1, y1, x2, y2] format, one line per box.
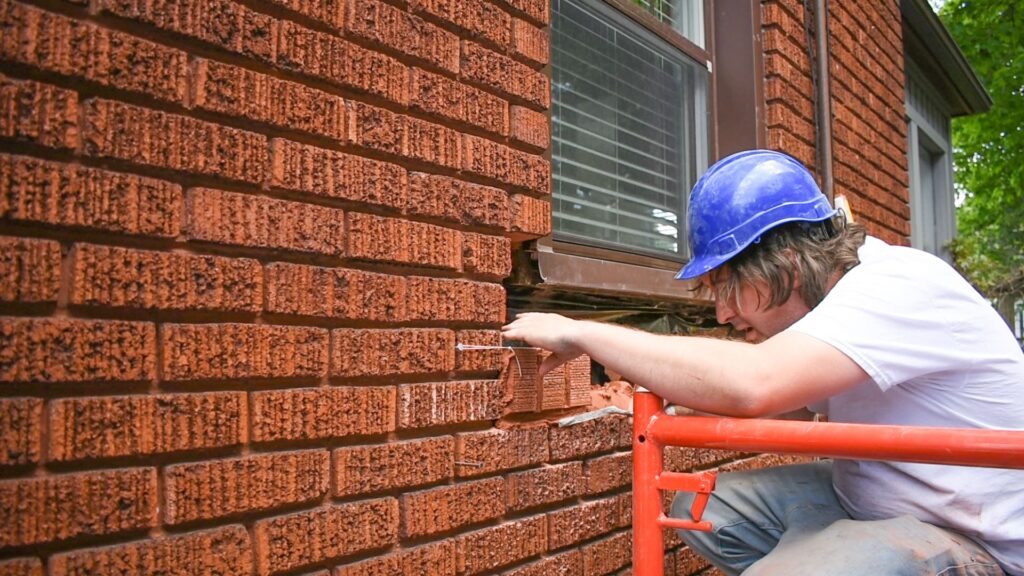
[632, 388, 1024, 576]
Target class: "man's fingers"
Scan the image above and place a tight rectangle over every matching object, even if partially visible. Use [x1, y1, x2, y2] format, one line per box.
[538, 353, 574, 378]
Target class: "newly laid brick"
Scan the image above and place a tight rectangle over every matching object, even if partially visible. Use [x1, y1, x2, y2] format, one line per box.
[276, 21, 408, 105]
[406, 277, 505, 324]
[0, 154, 181, 238]
[251, 386, 395, 442]
[49, 525, 253, 576]
[0, 75, 77, 150]
[346, 213, 462, 270]
[512, 18, 549, 67]
[461, 41, 549, 108]
[0, 236, 60, 303]
[582, 531, 631, 576]
[0, 468, 157, 548]
[162, 323, 327, 382]
[504, 550, 583, 576]
[456, 515, 547, 574]
[400, 477, 505, 538]
[410, 69, 508, 135]
[0, 398, 42, 467]
[549, 414, 631, 461]
[454, 425, 548, 477]
[547, 496, 628, 550]
[266, 263, 405, 322]
[165, 450, 328, 525]
[70, 244, 261, 313]
[346, 0, 459, 73]
[193, 59, 346, 141]
[505, 350, 589, 413]
[254, 498, 398, 575]
[49, 392, 245, 462]
[185, 188, 345, 256]
[406, 116, 463, 169]
[506, 462, 583, 512]
[398, 380, 505, 429]
[270, 139, 406, 210]
[335, 541, 455, 576]
[407, 173, 510, 229]
[0, 318, 155, 384]
[584, 452, 631, 495]
[409, 0, 512, 49]
[454, 329, 507, 372]
[510, 105, 549, 150]
[461, 232, 511, 277]
[0, 558, 41, 576]
[511, 194, 552, 237]
[334, 436, 453, 497]
[331, 328, 454, 377]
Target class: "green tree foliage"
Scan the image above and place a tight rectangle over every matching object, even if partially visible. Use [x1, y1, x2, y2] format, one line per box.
[940, 1, 1024, 296]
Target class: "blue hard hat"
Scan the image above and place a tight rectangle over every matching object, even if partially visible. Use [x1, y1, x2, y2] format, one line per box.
[676, 150, 836, 280]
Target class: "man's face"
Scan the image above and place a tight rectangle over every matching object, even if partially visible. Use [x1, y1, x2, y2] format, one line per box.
[702, 268, 811, 344]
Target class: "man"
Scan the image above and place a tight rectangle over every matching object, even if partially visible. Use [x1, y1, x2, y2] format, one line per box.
[501, 150, 1024, 575]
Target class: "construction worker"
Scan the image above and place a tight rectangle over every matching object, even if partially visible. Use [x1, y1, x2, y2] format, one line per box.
[502, 150, 1024, 576]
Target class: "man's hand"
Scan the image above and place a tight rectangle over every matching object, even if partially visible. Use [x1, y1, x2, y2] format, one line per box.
[501, 313, 585, 377]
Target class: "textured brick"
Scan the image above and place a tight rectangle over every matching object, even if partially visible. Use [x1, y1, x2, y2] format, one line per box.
[270, 139, 406, 210]
[334, 541, 455, 576]
[334, 436, 453, 497]
[99, 0, 276, 63]
[400, 477, 505, 538]
[547, 496, 628, 550]
[463, 135, 550, 193]
[0, 236, 60, 303]
[185, 188, 345, 256]
[0, 558, 41, 576]
[461, 41, 549, 108]
[406, 277, 505, 323]
[409, 0, 512, 48]
[162, 323, 327, 382]
[0, 154, 181, 237]
[585, 452, 632, 495]
[507, 462, 583, 512]
[504, 551, 583, 576]
[462, 232, 511, 277]
[408, 172, 510, 229]
[165, 450, 328, 525]
[502, 0, 548, 25]
[456, 515, 547, 574]
[511, 194, 552, 237]
[506, 351, 590, 413]
[454, 425, 548, 477]
[349, 101, 406, 155]
[49, 525, 252, 576]
[346, 0, 459, 72]
[193, 59, 346, 141]
[510, 105, 549, 150]
[454, 330, 507, 372]
[70, 244, 261, 313]
[254, 498, 398, 575]
[331, 328, 454, 378]
[83, 99, 266, 184]
[512, 18, 549, 67]
[406, 116, 463, 169]
[673, 546, 712, 575]
[0, 75, 77, 150]
[251, 386, 395, 442]
[49, 392, 245, 462]
[0, 397, 42, 467]
[276, 21, 408, 105]
[262, 0, 344, 29]
[582, 532, 631, 576]
[0, 318, 155, 384]
[346, 212, 462, 270]
[266, 263, 405, 322]
[398, 380, 505, 429]
[0, 468, 157, 548]
[663, 446, 747, 473]
[410, 69, 508, 135]
[549, 414, 631, 461]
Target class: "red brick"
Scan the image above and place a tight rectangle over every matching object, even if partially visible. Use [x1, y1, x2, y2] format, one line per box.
[663, 447, 747, 472]
[49, 526, 252, 576]
[463, 135, 550, 193]
[346, 212, 462, 270]
[0, 397, 42, 467]
[507, 462, 583, 512]
[0, 318, 155, 384]
[162, 323, 327, 382]
[549, 414, 631, 461]
[512, 18, 549, 66]
[511, 194, 552, 237]
[461, 41, 549, 108]
[99, 0, 276, 63]
[398, 379, 505, 429]
[504, 550, 583, 576]
[0, 75, 77, 150]
[0, 154, 181, 238]
[502, 0, 548, 25]
[511, 105, 549, 150]
[49, 392, 245, 462]
[0, 558, 41, 576]
[505, 351, 589, 413]
[406, 276, 505, 324]
[266, 263, 406, 322]
[455, 425, 548, 477]
[0, 468, 157, 548]
[83, 99, 266, 185]
[456, 515, 547, 574]
[270, 139, 407, 210]
[585, 452, 632, 494]
[407, 172, 510, 229]
[510, 148, 551, 192]
[406, 115, 463, 169]
[254, 498, 398, 575]
[672, 546, 711, 576]
[185, 188, 345, 256]
[582, 531, 631, 575]
[547, 496, 628, 550]
[165, 450, 328, 525]
[277, 21, 408, 105]
[400, 477, 505, 538]
[70, 244, 261, 313]
[334, 541, 455, 576]
[262, 0, 344, 29]
[331, 328, 454, 378]
[346, 0, 459, 73]
[454, 330, 507, 372]
[410, 69, 508, 135]
[251, 386, 395, 442]
[409, 0, 512, 49]
[349, 101, 406, 155]
[462, 232, 511, 278]
[0, 1, 188, 104]
[193, 59, 346, 141]
[0, 236, 60, 303]
[334, 436, 453, 497]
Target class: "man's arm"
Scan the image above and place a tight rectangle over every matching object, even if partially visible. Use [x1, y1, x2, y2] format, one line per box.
[501, 313, 869, 418]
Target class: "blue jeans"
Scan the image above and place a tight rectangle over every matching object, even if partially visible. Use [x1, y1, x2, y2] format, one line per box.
[671, 461, 1005, 576]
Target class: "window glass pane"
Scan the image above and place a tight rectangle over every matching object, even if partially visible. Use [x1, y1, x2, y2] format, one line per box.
[551, 0, 708, 261]
[629, 0, 704, 48]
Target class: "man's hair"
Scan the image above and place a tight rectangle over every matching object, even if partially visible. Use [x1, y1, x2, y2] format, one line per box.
[700, 215, 867, 310]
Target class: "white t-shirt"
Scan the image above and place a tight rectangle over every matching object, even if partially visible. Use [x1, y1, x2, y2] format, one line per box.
[788, 236, 1024, 575]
